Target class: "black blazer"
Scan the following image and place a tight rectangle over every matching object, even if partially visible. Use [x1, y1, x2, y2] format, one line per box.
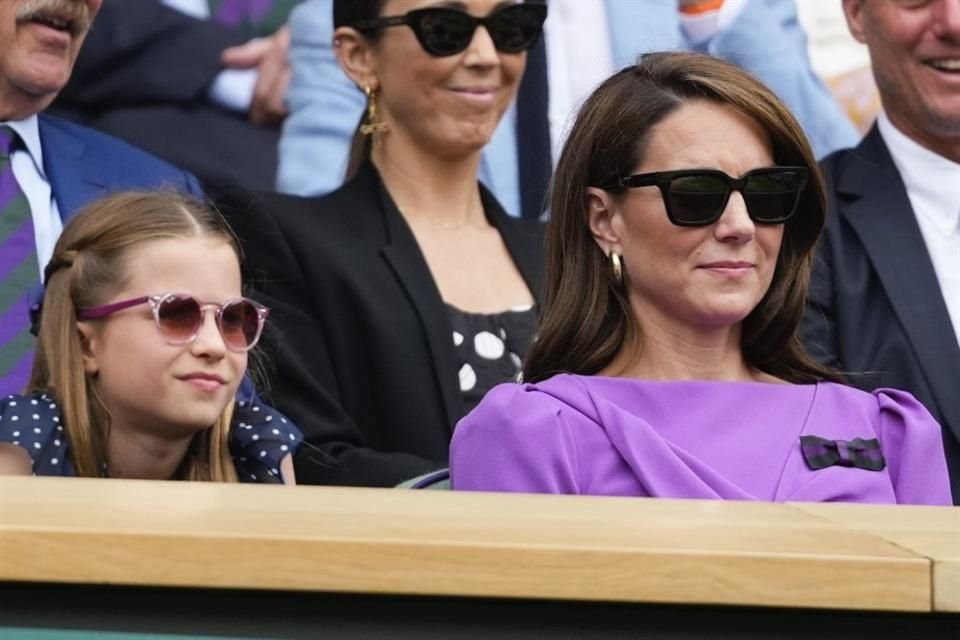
[215, 164, 545, 487]
[801, 125, 960, 503]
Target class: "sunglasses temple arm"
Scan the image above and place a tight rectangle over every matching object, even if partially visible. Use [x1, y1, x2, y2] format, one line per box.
[76, 296, 152, 320]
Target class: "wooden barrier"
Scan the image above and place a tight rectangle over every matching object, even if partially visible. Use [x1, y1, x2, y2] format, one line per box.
[794, 502, 960, 613]
[0, 477, 956, 639]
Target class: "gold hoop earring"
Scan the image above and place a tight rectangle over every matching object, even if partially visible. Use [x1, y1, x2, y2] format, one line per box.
[360, 84, 388, 145]
[610, 252, 623, 286]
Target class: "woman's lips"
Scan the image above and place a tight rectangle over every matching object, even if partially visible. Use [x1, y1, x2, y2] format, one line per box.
[449, 87, 498, 105]
[699, 261, 755, 276]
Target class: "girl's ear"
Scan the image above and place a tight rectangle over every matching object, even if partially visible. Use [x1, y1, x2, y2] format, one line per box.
[586, 187, 623, 256]
[76, 322, 99, 376]
[333, 26, 380, 92]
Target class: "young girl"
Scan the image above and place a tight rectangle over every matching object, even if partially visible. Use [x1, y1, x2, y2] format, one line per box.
[0, 192, 300, 483]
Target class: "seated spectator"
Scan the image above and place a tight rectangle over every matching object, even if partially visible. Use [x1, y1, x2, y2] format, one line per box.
[801, 0, 960, 504]
[0, 192, 301, 483]
[278, 0, 859, 219]
[52, 0, 301, 191]
[214, 0, 547, 486]
[449, 52, 951, 505]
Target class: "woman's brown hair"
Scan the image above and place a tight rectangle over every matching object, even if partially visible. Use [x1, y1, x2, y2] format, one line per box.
[523, 51, 840, 385]
[29, 191, 242, 481]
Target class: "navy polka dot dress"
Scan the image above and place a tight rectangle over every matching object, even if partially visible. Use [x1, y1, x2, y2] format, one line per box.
[0, 391, 302, 483]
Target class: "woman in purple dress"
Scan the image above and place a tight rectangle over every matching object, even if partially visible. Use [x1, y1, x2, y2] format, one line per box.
[450, 52, 952, 505]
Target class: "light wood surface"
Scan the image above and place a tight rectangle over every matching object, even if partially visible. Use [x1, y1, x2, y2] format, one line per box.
[795, 502, 960, 612]
[0, 477, 943, 612]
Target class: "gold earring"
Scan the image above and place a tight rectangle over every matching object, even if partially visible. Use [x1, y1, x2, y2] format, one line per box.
[610, 252, 623, 286]
[360, 84, 388, 144]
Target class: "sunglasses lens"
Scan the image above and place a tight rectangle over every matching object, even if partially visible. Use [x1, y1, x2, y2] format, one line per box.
[667, 174, 729, 225]
[745, 170, 805, 223]
[156, 295, 202, 343]
[220, 300, 263, 351]
[487, 5, 546, 53]
[414, 9, 476, 55]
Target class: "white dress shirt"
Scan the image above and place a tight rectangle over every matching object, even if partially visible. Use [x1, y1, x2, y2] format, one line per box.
[162, 0, 209, 18]
[1, 117, 62, 279]
[878, 110, 960, 346]
[161, 0, 257, 113]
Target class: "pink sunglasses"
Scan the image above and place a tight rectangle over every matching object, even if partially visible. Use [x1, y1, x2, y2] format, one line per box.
[77, 293, 270, 353]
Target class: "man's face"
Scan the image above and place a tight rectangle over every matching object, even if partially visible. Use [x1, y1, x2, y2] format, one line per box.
[0, 0, 102, 120]
[842, 0, 960, 158]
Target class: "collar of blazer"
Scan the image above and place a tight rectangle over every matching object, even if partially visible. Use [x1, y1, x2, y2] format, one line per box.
[351, 161, 544, 429]
[38, 114, 110, 223]
[828, 125, 960, 441]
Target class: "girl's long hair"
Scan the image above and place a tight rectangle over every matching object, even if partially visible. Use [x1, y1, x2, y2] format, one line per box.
[29, 191, 241, 481]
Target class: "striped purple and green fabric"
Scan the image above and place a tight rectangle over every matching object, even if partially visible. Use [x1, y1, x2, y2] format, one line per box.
[207, 0, 299, 38]
[0, 125, 39, 397]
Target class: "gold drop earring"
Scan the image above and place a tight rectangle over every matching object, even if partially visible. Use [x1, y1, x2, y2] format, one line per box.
[360, 85, 388, 145]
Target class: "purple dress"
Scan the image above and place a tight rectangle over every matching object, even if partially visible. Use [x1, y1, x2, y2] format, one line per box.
[450, 375, 952, 505]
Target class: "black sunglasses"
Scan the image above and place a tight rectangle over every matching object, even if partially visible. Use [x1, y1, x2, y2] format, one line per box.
[352, 3, 547, 57]
[601, 167, 809, 227]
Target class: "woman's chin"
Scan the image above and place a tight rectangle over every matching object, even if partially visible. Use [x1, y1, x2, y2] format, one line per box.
[684, 304, 756, 329]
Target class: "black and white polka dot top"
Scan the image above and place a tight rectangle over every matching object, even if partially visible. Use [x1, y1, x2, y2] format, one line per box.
[446, 304, 537, 414]
[0, 391, 303, 483]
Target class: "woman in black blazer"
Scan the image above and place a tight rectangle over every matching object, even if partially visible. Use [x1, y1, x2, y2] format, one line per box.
[216, 0, 547, 486]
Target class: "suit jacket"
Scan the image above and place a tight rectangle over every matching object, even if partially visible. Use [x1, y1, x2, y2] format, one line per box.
[801, 125, 960, 504]
[277, 0, 858, 212]
[50, 0, 281, 190]
[214, 163, 545, 487]
[38, 114, 203, 219]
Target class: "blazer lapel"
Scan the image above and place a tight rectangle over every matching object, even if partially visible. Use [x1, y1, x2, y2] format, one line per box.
[364, 165, 544, 431]
[372, 169, 464, 431]
[38, 116, 111, 222]
[838, 126, 960, 440]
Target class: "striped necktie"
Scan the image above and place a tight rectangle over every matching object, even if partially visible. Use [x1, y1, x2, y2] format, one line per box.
[0, 125, 39, 397]
[207, 0, 297, 38]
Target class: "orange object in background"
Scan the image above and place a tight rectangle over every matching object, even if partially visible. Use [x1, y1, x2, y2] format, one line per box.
[827, 66, 882, 134]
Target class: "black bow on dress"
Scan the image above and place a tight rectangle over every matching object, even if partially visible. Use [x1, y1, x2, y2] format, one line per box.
[799, 435, 886, 472]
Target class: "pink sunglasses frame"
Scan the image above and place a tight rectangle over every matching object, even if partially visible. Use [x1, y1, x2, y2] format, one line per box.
[77, 292, 270, 353]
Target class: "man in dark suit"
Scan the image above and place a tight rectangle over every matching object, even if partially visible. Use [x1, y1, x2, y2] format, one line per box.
[51, 0, 298, 191]
[801, 0, 960, 503]
[1, 0, 202, 396]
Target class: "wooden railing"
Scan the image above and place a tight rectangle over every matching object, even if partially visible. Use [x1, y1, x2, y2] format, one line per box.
[0, 476, 956, 620]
